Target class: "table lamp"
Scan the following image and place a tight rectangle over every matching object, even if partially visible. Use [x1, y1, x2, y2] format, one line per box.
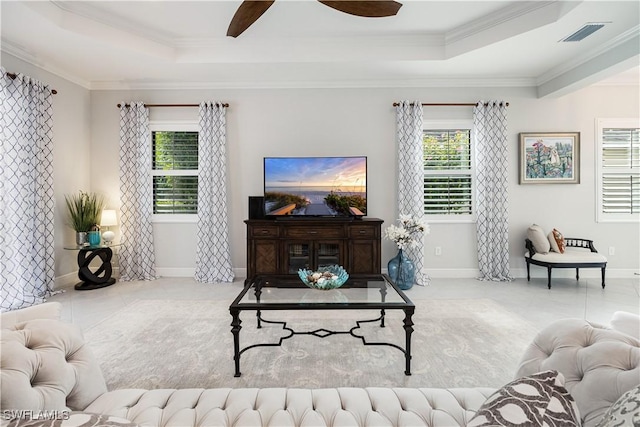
[100, 209, 118, 244]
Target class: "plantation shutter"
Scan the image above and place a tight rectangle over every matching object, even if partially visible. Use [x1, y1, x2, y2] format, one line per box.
[152, 131, 199, 214]
[601, 127, 639, 214]
[423, 129, 473, 215]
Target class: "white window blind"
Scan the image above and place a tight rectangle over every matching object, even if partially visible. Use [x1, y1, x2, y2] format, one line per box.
[151, 129, 199, 215]
[423, 129, 473, 216]
[597, 119, 640, 222]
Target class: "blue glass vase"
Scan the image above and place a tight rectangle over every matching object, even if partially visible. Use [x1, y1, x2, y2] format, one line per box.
[387, 249, 415, 290]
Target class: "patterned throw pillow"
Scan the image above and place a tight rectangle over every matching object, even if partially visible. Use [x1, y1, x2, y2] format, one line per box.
[552, 228, 566, 253]
[6, 412, 138, 427]
[468, 370, 580, 427]
[596, 385, 640, 427]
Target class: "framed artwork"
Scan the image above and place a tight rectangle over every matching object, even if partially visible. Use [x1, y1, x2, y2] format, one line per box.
[519, 132, 580, 184]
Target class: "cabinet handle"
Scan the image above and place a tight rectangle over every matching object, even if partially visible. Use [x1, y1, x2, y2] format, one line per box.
[261, 230, 269, 234]
[308, 231, 318, 234]
[359, 230, 366, 234]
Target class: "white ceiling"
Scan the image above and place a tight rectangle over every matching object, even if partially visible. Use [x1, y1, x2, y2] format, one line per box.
[1, 0, 638, 96]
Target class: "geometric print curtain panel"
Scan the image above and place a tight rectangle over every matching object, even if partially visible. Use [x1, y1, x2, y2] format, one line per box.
[118, 102, 157, 281]
[395, 101, 428, 285]
[194, 102, 234, 283]
[0, 67, 56, 311]
[473, 101, 513, 282]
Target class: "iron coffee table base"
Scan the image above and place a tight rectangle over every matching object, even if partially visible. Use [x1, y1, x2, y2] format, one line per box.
[230, 307, 414, 377]
[229, 274, 415, 378]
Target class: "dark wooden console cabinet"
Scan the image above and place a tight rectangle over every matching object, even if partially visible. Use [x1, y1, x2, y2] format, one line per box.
[245, 218, 383, 283]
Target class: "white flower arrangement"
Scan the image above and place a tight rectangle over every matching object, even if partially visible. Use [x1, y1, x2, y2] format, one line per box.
[384, 214, 430, 250]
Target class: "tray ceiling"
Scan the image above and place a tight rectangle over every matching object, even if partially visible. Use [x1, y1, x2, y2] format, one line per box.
[1, 1, 638, 96]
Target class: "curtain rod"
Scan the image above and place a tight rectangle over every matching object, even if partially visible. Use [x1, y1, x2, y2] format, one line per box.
[116, 103, 229, 108]
[392, 102, 509, 107]
[6, 72, 58, 95]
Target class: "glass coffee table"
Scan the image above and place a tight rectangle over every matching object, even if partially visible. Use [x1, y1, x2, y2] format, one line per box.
[229, 274, 415, 377]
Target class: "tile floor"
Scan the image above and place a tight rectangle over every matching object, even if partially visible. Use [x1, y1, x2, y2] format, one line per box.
[49, 275, 640, 333]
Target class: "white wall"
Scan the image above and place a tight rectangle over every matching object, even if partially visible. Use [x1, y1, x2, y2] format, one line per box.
[2, 53, 92, 284]
[89, 84, 639, 279]
[3, 51, 637, 281]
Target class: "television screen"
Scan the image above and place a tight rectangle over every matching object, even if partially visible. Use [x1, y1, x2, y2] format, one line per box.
[263, 156, 367, 217]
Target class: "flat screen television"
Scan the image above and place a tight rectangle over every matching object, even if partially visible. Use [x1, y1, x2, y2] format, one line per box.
[263, 156, 367, 217]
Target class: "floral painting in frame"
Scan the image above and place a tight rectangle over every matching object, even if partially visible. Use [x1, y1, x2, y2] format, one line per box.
[519, 132, 580, 184]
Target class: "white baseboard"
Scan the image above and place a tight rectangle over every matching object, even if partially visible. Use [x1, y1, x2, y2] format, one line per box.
[54, 272, 78, 289]
[56, 266, 635, 284]
[419, 269, 482, 279]
[155, 267, 247, 280]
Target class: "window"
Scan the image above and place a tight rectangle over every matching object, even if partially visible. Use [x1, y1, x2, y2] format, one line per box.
[596, 118, 640, 222]
[423, 122, 474, 220]
[151, 123, 199, 217]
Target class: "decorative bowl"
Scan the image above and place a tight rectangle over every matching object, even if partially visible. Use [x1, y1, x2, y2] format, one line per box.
[298, 265, 349, 290]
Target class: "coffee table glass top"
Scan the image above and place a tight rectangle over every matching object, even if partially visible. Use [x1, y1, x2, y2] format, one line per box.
[232, 274, 413, 308]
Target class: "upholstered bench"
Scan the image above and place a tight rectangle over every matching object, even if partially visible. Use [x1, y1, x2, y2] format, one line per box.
[525, 224, 607, 289]
[525, 238, 607, 289]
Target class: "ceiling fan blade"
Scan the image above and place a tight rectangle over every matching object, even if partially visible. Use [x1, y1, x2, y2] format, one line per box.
[318, 1, 402, 17]
[227, 1, 276, 38]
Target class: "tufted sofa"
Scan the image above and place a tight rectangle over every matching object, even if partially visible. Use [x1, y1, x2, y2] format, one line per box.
[1, 303, 638, 427]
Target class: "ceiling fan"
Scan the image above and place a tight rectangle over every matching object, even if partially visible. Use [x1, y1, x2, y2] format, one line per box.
[227, 0, 403, 37]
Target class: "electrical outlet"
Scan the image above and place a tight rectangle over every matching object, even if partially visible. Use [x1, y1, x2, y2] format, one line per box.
[608, 246, 615, 256]
[435, 247, 442, 256]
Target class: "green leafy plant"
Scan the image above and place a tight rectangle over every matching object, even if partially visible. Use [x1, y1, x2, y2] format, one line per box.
[64, 191, 104, 232]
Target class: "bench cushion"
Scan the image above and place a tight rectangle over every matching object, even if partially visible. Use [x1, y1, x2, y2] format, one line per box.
[526, 249, 607, 264]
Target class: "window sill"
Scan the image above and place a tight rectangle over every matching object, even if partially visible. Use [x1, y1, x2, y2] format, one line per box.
[152, 215, 198, 224]
[424, 216, 476, 224]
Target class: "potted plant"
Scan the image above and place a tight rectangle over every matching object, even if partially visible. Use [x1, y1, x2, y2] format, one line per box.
[65, 191, 104, 245]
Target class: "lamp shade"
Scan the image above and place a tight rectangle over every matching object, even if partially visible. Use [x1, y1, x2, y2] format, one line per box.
[100, 209, 118, 227]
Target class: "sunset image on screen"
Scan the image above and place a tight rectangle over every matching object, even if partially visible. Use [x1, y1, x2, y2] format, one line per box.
[264, 157, 367, 216]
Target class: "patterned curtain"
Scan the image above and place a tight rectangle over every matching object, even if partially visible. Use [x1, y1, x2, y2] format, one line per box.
[395, 101, 428, 285]
[473, 101, 513, 281]
[119, 102, 157, 281]
[0, 68, 55, 311]
[194, 102, 234, 283]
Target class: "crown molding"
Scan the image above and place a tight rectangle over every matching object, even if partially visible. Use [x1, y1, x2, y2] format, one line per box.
[1, 42, 91, 89]
[444, 1, 581, 58]
[537, 25, 640, 86]
[89, 77, 536, 91]
[446, 1, 561, 44]
[27, 1, 175, 60]
[49, 0, 175, 46]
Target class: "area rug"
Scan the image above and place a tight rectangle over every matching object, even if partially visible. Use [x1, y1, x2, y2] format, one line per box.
[84, 298, 539, 390]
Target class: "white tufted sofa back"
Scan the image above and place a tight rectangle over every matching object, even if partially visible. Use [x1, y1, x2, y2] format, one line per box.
[83, 387, 494, 426]
[2, 306, 638, 427]
[0, 318, 108, 411]
[516, 318, 640, 427]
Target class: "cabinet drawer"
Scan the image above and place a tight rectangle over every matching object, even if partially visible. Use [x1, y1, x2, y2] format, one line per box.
[349, 225, 376, 239]
[285, 227, 345, 238]
[250, 226, 279, 238]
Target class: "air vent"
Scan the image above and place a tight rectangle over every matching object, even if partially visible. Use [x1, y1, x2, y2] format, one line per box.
[560, 23, 607, 42]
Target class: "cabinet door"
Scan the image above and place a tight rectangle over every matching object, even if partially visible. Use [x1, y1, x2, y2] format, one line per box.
[285, 240, 344, 273]
[254, 240, 278, 275]
[315, 241, 342, 269]
[285, 242, 311, 273]
[349, 239, 379, 274]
